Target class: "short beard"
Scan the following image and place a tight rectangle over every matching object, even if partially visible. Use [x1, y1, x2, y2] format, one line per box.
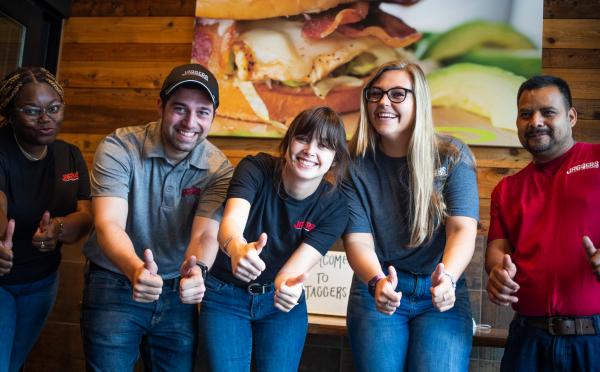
[523, 127, 570, 155]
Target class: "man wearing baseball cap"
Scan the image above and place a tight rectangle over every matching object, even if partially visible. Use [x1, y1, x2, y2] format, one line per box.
[80, 64, 233, 371]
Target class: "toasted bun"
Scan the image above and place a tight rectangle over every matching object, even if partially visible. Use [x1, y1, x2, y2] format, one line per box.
[217, 76, 363, 123]
[195, 0, 371, 20]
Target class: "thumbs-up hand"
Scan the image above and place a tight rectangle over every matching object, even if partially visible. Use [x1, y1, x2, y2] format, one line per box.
[230, 233, 267, 283]
[375, 266, 402, 315]
[430, 263, 455, 312]
[32, 211, 59, 252]
[583, 237, 600, 283]
[179, 255, 206, 304]
[274, 273, 309, 312]
[486, 254, 519, 306]
[132, 249, 163, 303]
[0, 219, 15, 276]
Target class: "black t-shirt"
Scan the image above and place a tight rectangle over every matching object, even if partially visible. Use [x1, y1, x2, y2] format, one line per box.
[210, 153, 349, 286]
[0, 125, 91, 285]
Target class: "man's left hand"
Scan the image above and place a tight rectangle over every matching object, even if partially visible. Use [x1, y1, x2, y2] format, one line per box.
[179, 255, 206, 304]
[583, 237, 600, 283]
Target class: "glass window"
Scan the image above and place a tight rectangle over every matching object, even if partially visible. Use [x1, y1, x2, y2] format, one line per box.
[0, 10, 26, 77]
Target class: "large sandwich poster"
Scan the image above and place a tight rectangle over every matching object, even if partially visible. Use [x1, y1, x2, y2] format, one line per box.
[192, 0, 543, 147]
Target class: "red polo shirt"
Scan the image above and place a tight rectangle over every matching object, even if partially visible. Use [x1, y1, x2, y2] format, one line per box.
[488, 142, 600, 317]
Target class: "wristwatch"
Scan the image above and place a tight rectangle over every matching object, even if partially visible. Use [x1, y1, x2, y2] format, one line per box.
[196, 261, 208, 281]
[368, 274, 386, 297]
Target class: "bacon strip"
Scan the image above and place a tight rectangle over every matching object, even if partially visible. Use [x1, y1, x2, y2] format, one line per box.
[191, 18, 236, 75]
[337, 8, 422, 48]
[301, 2, 369, 39]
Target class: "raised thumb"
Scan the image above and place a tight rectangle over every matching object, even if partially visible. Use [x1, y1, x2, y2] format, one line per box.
[40, 211, 51, 232]
[180, 255, 197, 278]
[431, 263, 444, 287]
[583, 237, 597, 261]
[503, 254, 517, 278]
[285, 273, 309, 287]
[255, 233, 268, 255]
[387, 266, 398, 288]
[144, 249, 158, 275]
[2, 219, 15, 245]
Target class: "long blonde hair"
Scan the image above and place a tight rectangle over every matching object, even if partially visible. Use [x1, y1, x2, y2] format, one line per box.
[348, 61, 472, 247]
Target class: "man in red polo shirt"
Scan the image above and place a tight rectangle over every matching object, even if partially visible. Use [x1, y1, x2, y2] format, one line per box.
[485, 75, 600, 372]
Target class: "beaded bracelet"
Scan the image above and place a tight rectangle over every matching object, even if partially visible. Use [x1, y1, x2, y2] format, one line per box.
[442, 270, 456, 292]
[52, 217, 63, 237]
[221, 236, 247, 257]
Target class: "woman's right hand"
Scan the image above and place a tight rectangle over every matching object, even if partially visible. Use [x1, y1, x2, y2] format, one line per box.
[230, 233, 267, 282]
[374, 266, 402, 315]
[0, 219, 15, 276]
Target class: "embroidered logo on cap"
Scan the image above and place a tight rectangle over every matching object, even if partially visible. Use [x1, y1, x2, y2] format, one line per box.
[182, 70, 209, 82]
[62, 172, 79, 182]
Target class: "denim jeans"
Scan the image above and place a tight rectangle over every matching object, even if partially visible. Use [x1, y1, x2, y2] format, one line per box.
[80, 268, 198, 372]
[198, 274, 308, 372]
[0, 270, 59, 372]
[346, 268, 473, 372]
[501, 315, 600, 372]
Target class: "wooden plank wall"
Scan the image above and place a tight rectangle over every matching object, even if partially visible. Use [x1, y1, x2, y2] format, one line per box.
[56, 0, 600, 237]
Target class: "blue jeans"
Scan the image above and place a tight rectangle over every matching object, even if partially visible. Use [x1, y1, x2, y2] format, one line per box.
[346, 268, 473, 372]
[198, 274, 308, 372]
[80, 268, 198, 372]
[501, 316, 600, 372]
[0, 270, 59, 372]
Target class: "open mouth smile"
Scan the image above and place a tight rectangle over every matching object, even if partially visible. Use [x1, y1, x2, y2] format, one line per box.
[297, 158, 318, 167]
[177, 129, 197, 138]
[377, 112, 398, 119]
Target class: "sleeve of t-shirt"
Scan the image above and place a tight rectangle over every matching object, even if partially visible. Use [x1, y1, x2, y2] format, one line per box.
[90, 134, 132, 200]
[73, 145, 92, 201]
[444, 143, 480, 221]
[341, 175, 373, 235]
[303, 191, 350, 256]
[195, 157, 234, 221]
[226, 155, 268, 204]
[487, 181, 508, 243]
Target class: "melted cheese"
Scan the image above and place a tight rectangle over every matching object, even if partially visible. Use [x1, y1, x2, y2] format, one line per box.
[234, 18, 396, 83]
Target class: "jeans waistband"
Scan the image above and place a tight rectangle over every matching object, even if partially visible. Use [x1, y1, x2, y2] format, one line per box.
[88, 262, 180, 288]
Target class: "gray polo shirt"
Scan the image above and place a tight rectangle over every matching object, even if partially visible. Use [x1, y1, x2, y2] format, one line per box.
[83, 120, 234, 279]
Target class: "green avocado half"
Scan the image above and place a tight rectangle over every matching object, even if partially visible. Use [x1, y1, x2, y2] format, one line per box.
[427, 63, 526, 132]
[446, 49, 541, 78]
[422, 21, 537, 61]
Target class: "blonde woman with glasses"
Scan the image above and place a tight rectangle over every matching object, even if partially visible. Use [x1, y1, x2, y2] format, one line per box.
[342, 61, 479, 371]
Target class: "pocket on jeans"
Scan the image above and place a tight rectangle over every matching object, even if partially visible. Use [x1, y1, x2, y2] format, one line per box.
[507, 320, 522, 339]
[204, 274, 226, 292]
[86, 270, 129, 288]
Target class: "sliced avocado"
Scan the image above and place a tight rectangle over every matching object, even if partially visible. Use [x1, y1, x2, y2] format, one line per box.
[281, 81, 309, 87]
[427, 63, 526, 131]
[446, 49, 541, 78]
[422, 21, 537, 61]
[348, 52, 378, 76]
[225, 51, 235, 76]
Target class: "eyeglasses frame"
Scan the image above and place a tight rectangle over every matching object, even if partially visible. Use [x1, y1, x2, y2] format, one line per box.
[15, 102, 66, 121]
[364, 87, 415, 104]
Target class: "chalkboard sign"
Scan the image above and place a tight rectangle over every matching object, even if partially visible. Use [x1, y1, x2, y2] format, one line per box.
[305, 251, 354, 316]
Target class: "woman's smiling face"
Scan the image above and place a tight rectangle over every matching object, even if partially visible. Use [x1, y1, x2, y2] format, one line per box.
[367, 69, 416, 141]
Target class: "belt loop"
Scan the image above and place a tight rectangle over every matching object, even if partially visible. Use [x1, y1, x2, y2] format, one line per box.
[575, 318, 583, 336]
[594, 315, 600, 335]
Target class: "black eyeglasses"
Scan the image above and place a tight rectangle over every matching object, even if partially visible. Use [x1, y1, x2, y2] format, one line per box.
[364, 87, 414, 103]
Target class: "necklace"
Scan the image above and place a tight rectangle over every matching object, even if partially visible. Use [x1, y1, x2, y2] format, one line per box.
[14, 133, 47, 161]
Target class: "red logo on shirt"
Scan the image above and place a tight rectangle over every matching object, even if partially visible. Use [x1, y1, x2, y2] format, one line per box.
[62, 172, 79, 182]
[294, 221, 315, 231]
[181, 187, 202, 196]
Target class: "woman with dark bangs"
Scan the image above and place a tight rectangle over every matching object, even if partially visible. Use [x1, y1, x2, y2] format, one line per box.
[198, 106, 350, 372]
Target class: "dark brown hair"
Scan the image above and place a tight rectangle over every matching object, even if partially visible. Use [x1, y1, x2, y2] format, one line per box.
[274, 106, 350, 195]
[0, 67, 64, 127]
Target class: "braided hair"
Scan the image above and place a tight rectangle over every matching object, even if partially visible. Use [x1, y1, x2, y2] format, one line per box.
[0, 67, 64, 127]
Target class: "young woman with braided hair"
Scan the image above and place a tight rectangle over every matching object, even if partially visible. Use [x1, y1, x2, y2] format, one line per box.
[0, 67, 93, 372]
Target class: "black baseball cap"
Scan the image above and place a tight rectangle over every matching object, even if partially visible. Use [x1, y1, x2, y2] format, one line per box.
[161, 64, 219, 109]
